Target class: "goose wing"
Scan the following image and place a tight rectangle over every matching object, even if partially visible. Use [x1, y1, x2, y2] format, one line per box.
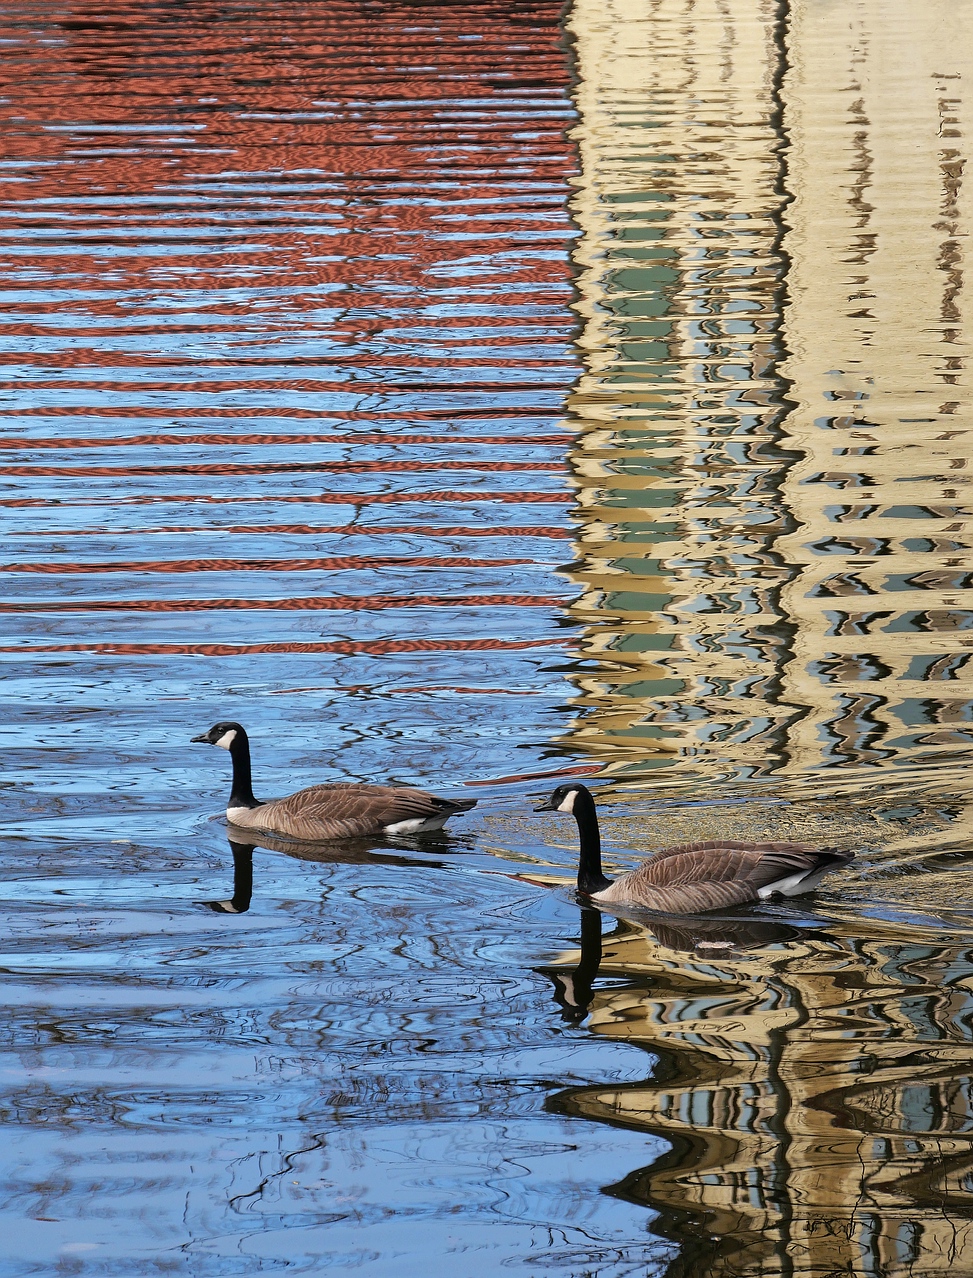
[234, 783, 473, 840]
[599, 840, 849, 914]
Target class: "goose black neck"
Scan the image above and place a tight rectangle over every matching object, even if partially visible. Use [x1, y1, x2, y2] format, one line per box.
[228, 731, 260, 809]
[573, 787, 612, 895]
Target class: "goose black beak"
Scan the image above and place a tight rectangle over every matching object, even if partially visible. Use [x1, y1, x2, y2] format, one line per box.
[534, 799, 557, 812]
[190, 732, 210, 744]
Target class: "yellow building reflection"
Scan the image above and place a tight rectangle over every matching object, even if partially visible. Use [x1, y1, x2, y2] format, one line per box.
[545, 908, 973, 1276]
[560, 0, 973, 779]
[777, 0, 973, 771]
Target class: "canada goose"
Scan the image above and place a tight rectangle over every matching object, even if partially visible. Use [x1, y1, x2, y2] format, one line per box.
[192, 721, 476, 839]
[535, 783, 854, 914]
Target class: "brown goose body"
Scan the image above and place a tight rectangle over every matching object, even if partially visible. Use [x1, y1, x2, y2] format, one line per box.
[536, 784, 853, 915]
[227, 780, 473, 841]
[192, 721, 475, 839]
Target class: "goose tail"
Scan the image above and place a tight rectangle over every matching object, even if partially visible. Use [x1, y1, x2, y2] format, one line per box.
[436, 796, 477, 815]
[758, 844, 855, 899]
[819, 846, 856, 867]
[383, 794, 477, 835]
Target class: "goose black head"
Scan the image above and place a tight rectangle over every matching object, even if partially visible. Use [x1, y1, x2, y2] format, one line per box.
[191, 721, 246, 750]
[535, 783, 589, 814]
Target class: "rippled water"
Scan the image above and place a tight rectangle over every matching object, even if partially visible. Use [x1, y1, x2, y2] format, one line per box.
[3, 0, 973, 1274]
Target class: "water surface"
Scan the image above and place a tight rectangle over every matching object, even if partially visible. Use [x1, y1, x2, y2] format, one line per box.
[2, 0, 973, 1274]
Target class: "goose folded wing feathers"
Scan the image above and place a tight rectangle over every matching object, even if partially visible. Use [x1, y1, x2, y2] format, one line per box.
[232, 784, 465, 839]
[597, 840, 843, 912]
[642, 838, 825, 868]
[279, 783, 448, 818]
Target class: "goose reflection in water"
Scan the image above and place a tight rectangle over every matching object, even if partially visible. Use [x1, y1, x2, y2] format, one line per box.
[543, 909, 973, 1277]
[205, 842, 255, 914]
[202, 826, 454, 915]
[543, 907, 802, 1022]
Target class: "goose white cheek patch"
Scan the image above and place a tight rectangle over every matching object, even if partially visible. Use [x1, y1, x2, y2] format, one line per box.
[557, 791, 577, 814]
[215, 730, 237, 750]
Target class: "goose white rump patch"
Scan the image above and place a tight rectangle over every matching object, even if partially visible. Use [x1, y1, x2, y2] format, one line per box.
[757, 867, 829, 899]
[384, 814, 451, 834]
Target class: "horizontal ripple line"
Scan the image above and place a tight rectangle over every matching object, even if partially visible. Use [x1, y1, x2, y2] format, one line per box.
[0, 460, 563, 477]
[1, 556, 534, 574]
[0, 637, 572, 657]
[0, 432, 575, 450]
[0, 406, 568, 421]
[130, 524, 575, 538]
[0, 490, 574, 508]
[0, 377, 568, 396]
[0, 593, 571, 613]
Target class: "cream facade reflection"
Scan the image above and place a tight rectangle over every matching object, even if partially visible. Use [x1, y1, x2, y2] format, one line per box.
[548, 916, 973, 1276]
[778, 0, 973, 770]
[561, 0, 973, 777]
[563, 0, 794, 776]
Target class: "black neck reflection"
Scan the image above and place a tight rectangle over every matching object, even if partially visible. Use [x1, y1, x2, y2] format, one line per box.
[205, 842, 254, 914]
[200, 828, 459, 916]
[547, 907, 603, 1022]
